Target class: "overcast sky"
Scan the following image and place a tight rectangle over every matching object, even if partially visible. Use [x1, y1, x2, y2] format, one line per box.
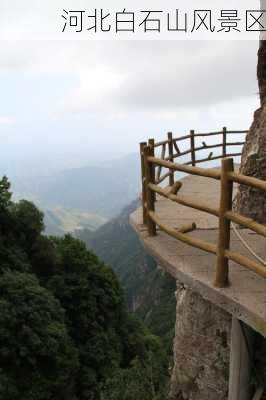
[0, 39, 260, 171]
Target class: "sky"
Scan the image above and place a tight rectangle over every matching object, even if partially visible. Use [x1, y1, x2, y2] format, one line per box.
[0, 39, 261, 174]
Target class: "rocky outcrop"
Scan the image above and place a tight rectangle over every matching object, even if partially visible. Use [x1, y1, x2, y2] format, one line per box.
[237, 40, 266, 223]
[258, 39, 266, 107]
[236, 105, 266, 223]
[169, 283, 231, 400]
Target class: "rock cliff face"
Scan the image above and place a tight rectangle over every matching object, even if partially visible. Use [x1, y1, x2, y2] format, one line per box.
[237, 40, 266, 223]
[169, 283, 231, 400]
[237, 104, 266, 223]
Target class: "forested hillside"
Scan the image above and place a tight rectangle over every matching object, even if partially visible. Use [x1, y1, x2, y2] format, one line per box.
[77, 200, 177, 353]
[0, 177, 169, 400]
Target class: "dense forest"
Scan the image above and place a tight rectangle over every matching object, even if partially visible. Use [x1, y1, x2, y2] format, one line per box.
[0, 176, 170, 400]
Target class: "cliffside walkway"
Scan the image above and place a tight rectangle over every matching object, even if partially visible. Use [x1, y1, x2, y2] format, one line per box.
[130, 129, 266, 400]
[130, 172, 266, 337]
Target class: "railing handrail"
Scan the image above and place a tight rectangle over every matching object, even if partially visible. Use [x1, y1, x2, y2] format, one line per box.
[148, 156, 266, 191]
[140, 129, 266, 288]
[149, 128, 247, 183]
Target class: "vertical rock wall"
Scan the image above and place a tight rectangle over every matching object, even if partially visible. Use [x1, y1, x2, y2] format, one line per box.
[236, 105, 266, 223]
[169, 283, 231, 400]
[237, 40, 266, 223]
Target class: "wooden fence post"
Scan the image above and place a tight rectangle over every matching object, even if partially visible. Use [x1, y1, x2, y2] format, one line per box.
[222, 127, 227, 158]
[214, 158, 234, 288]
[148, 139, 156, 203]
[143, 145, 156, 236]
[167, 132, 175, 186]
[140, 142, 147, 224]
[190, 130, 196, 166]
[148, 138, 154, 148]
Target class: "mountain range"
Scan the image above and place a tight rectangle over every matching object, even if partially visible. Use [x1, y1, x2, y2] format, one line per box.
[9, 153, 140, 235]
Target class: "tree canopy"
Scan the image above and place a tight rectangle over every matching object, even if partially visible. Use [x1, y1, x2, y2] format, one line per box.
[0, 177, 169, 399]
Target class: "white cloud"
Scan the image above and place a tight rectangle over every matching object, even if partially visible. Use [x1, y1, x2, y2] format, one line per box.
[60, 65, 128, 113]
[0, 116, 15, 125]
[0, 40, 259, 118]
[0, 39, 260, 160]
[55, 40, 259, 117]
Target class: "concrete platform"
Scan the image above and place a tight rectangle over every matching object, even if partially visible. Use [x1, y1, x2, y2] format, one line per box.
[130, 174, 266, 337]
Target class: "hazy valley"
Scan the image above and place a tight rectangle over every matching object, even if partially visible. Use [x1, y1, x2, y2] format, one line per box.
[7, 153, 140, 235]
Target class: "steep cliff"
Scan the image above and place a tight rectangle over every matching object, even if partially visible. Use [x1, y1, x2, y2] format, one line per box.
[169, 285, 231, 400]
[237, 104, 266, 223]
[237, 38, 266, 222]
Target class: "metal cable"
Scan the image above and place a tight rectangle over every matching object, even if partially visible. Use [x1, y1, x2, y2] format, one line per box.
[232, 196, 266, 266]
[232, 194, 265, 395]
[231, 222, 266, 266]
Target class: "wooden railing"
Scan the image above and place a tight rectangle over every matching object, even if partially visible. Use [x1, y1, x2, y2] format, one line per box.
[145, 128, 247, 186]
[140, 129, 266, 288]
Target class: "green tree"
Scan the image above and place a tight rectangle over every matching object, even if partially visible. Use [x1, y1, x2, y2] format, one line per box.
[101, 352, 168, 400]
[0, 176, 11, 210]
[0, 177, 12, 235]
[0, 177, 170, 400]
[30, 235, 58, 281]
[0, 271, 79, 400]
[46, 235, 126, 400]
[11, 200, 44, 248]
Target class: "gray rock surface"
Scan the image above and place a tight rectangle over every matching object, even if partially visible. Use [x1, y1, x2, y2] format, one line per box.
[237, 105, 266, 223]
[169, 283, 231, 400]
[237, 39, 266, 223]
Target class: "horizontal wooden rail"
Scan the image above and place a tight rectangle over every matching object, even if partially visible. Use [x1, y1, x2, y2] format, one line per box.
[152, 130, 247, 150]
[226, 130, 249, 134]
[225, 249, 266, 278]
[185, 153, 242, 165]
[226, 142, 245, 146]
[148, 210, 217, 255]
[192, 130, 248, 138]
[194, 131, 224, 137]
[229, 172, 266, 191]
[147, 156, 221, 180]
[154, 139, 169, 148]
[163, 144, 244, 163]
[225, 211, 266, 237]
[178, 143, 242, 157]
[149, 184, 266, 238]
[148, 183, 219, 217]
[173, 134, 191, 142]
[195, 143, 224, 151]
[148, 211, 266, 278]
[149, 208, 266, 284]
